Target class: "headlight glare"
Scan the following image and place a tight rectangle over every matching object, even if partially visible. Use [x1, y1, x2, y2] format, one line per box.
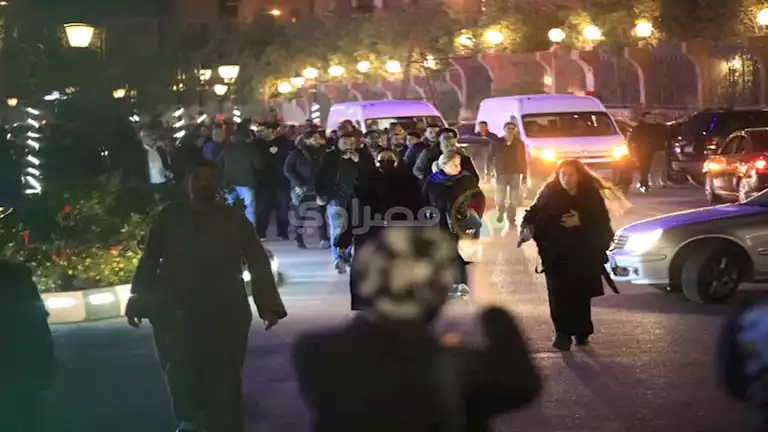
[612, 143, 630, 159]
[624, 229, 663, 254]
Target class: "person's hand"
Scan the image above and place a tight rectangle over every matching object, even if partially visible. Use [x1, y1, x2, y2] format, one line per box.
[263, 316, 280, 330]
[517, 225, 533, 246]
[561, 210, 580, 228]
[125, 295, 144, 328]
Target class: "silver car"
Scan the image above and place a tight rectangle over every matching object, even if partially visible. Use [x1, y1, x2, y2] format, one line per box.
[607, 189, 768, 303]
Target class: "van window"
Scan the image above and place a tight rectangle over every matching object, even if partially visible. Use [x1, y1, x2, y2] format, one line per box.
[521, 112, 617, 138]
[365, 116, 444, 132]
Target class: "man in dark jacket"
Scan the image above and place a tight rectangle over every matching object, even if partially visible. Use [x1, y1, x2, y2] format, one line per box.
[414, 131, 479, 184]
[487, 121, 528, 225]
[217, 125, 263, 226]
[316, 133, 360, 273]
[475, 120, 502, 181]
[629, 112, 666, 193]
[403, 124, 440, 171]
[283, 130, 331, 249]
[127, 160, 286, 432]
[255, 123, 293, 240]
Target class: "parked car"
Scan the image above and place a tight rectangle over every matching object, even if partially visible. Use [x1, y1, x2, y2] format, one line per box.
[607, 190, 768, 304]
[668, 109, 768, 186]
[703, 128, 768, 204]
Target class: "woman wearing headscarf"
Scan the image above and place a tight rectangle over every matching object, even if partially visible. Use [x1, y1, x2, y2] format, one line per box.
[423, 151, 485, 295]
[294, 227, 540, 432]
[518, 159, 621, 351]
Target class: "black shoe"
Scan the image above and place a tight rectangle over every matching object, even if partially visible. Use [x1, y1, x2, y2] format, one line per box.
[636, 183, 650, 193]
[334, 260, 347, 274]
[296, 237, 307, 249]
[279, 234, 290, 241]
[574, 335, 590, 346]
[496, 212, 505, 224]
[552, 333, 572, 351]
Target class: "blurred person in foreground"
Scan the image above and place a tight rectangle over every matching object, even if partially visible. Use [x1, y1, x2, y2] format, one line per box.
[423, 151, 485, 296]
[126, 160, 287, 432]
[519, 159, 624, 351]
[0, 234, 57, 432]
[718, 292, 768, 430]
[295, 227, 541, 432]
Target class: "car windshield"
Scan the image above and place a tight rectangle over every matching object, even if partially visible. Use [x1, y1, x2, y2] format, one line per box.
[522, 112, 618, 138]
[365, 116, 444, 132]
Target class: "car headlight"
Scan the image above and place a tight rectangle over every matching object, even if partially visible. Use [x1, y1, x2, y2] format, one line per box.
[612, 144, 629, 159]
[624, 229, 663, 254]
[531, 147, 557, 162]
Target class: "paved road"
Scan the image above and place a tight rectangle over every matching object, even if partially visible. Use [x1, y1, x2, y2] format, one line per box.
[43, 185, 760, 432]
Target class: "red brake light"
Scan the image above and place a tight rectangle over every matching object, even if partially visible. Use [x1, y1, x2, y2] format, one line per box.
[755, 159, 767, 170]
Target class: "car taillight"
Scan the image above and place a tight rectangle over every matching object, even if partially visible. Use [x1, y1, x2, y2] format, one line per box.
[705, 140, 718, 150]
[755, 159, 767, 171]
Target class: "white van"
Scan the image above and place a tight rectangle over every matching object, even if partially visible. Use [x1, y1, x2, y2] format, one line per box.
[476, 94, 630, 184]
[326, 100, 446, 134]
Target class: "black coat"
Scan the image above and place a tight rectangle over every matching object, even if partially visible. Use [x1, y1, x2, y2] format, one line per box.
[403, 140, 431, 171]
[0, 262, 57, 396]
[257, 136, 293, 191]
[316, 150, 360, 205]
[293, 308, 541, 432]
[521, 183, 614, 293]
[283, 145, 329, 192]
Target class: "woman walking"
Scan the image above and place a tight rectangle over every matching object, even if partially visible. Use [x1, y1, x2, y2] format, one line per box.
[423, 151, 485, 295]
[519, 159, 616, 351]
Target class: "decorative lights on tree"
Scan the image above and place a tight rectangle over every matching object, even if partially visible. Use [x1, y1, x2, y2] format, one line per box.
[172, 107, 185, 140]
[22, 106, 43, 194]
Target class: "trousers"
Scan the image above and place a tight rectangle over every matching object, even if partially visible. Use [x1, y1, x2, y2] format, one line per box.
[495, 173, 523, 221]
[256, 188, 290, 238]
[327, 202, 352, 262]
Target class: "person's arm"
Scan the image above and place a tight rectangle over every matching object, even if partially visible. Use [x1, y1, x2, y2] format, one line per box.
[485, 141, 496, 175]
[413, 149, 432, 181]
[283, 150, 303, 187]
[516, 138, 528, 176]
[131, 208, 166, 297]
[403, 143, 422, 169]
[464, 308, 541, 416]
[463, 155, 480, 184]
[238, 213, 287, 324]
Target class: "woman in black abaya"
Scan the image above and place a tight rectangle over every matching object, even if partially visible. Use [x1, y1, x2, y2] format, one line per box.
[519, 159, 617, 351]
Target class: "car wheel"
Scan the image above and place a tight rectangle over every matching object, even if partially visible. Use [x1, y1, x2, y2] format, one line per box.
[738, 179, 751, 203]
[680, 245, 743, 304]
[688, 173, 706, 187]
[667, 171, 689, 185]
[705, 177, 724, 204]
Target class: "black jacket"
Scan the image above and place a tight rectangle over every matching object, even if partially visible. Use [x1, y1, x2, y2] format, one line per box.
[521, 183, 613, 282]
[316, 150, 360, 205]
[487, 136, 527, 175]
[0, 262, 57, 396]
[293, 308, 541, 432]
[403, 140, 432, 171]
[283, 144, 329, 192]
[217, 140, 264, 187]
[414, 146, 480, 184]
[629, 121, 667, 157]
[258, 136, 294, 191]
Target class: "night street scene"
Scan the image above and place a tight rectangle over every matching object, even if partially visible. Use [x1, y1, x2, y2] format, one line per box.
[7, 0, 768, 431]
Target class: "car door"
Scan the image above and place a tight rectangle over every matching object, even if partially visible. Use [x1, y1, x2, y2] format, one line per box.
[708, 135, 740, 193]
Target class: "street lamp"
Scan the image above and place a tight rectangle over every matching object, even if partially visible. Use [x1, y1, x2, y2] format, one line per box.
[197, 68, 213, 82]
[483, 28, 505, 46]
[385, 60, 402, 74]
[634, 20, 654, 38]
[548, 28, 566, 44]
[583, 25, 602, 42]
[64, 23, 95, 48]
[268, 8, 281, 17]
[290, 76, 306, 87]
[112, 88, 127, 99]
[7, 98, 18, 107]
[277, 82, 293, 94]
[328, 65, 345, 77]
[456, 32, 475, 48]
[758, 8, 768, 27]
[213, 84, 229, 96]
[356, 61, 371, 73]
[218, 65, 240, 83]
[423, 55, 438, 70]
[302, 67, 319, 80]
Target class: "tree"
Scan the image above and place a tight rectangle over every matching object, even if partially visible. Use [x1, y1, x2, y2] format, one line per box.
[658, 0, 745, 43]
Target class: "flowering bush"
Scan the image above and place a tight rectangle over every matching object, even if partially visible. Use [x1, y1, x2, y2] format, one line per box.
[2, 178, 171, 292]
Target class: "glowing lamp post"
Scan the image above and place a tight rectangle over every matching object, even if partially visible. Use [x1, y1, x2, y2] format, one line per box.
[196, 68, 213, 108]
[356, 61, 371, 73]
[290, 76, 306, 87]
[546, 28, 566, 95]
[7, 98, 18, 107]
[548, 28, 566, 44]
[302, 67, 319, 80]
[64, 23, 95, 48]
[385, 60, 402, 74]
[634, 20, 654, 39]
[328, 65, 345, 77]
[218, 65, 240, 84]
[758, 9, 768, 27]
[583, 25, 602, 50]
[483, 29, 505, 47]
[112, 88, 127, 99]
[213, 84, 228, 97]
[277, 82, 293, 94]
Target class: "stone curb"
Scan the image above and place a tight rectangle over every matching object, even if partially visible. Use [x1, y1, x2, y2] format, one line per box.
[42, 284, 132, 325]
